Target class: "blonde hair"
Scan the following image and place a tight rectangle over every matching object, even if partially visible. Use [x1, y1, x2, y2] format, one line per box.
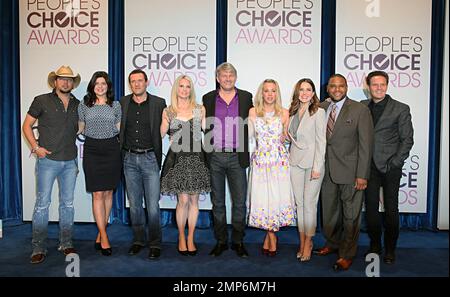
[169, 75, 196, 113]
[254, 79, 283, 117]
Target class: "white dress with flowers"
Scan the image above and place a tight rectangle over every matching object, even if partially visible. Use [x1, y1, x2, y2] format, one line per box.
[247, 112, 296, 231]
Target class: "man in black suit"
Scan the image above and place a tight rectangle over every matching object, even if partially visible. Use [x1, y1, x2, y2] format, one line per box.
[119, 69, 166, 260]
[361, 70, 414, 264]
[202, 62, 253, 257]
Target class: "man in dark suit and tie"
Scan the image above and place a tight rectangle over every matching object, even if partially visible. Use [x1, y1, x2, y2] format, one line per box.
[202, 62, 253, 258]
[314, 74, 374, 271]
[361, 71, 414, 264]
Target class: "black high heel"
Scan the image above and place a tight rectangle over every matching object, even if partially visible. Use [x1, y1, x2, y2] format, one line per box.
[178, 241, 189, 256]
[101, 247, 112, 256]
[95, 242, 101, 251]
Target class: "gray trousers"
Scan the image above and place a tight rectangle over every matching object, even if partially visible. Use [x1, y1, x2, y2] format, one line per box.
[320, 162, 364, 259]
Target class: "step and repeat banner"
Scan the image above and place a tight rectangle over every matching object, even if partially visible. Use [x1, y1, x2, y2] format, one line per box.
[227, 0, 322, 104]
[335, 0, 432, 212]
[20, 0, 108, 221]
[124, 0, 216, 209]
[21, 0, 435, 221]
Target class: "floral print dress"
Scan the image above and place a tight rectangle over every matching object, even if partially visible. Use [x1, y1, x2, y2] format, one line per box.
[247, 112, 296, 231]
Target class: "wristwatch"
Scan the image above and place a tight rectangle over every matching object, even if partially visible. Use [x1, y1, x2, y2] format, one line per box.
[32, 146, 40, 153]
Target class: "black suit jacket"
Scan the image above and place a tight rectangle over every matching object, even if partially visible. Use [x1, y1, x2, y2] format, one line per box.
[119, 92, 167, 169]
[361, 95, 414, 173]
[202, 88, 253, 168]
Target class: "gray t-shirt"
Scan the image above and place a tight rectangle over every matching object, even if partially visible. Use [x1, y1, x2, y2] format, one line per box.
[78, 100, 121, 139]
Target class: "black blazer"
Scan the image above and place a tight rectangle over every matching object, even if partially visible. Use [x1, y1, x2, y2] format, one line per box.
[119, 92, 167, 169]
[202, 88, 253, 168]
[361, 95, 414, 173]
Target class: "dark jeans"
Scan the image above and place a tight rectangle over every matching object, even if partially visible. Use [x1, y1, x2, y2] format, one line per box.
[123, 151, 161, 249]
[365, 164, 402, 253]
[209, 152, 247, 245]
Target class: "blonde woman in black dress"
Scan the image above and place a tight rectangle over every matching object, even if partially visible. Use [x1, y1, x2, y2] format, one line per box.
[160, 75, 210, 256]
[78, 71, 121, 256]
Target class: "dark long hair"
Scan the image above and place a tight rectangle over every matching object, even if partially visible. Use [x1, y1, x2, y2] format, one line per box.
[84, 71, 114, 107]
[289, 78, 320, 117]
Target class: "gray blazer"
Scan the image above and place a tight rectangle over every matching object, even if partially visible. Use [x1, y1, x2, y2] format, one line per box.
[288, 107, 327, 173]
[321, 98, 374, 184]
[361, 95, 414, 173]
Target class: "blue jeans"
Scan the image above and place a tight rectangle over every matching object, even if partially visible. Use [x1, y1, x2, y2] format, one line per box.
[32, 157, 78, 256]
[124, 151, 161, 248]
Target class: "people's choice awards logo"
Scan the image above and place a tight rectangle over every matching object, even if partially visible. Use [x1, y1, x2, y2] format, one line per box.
[343, 35, 423, 88]
[25, 0, 102, 45]
[233, 0, 314, 45]
[131, 35, 209, 87]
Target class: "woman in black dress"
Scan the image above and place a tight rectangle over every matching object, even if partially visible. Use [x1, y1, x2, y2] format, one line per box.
[160, 75, 210, 256]
[78, 71, 121, 256]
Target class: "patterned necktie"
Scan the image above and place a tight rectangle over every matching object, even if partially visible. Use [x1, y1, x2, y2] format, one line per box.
[327, 104, 337, 138]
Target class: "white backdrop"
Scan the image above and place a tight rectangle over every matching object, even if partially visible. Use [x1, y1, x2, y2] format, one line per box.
[21, 0, 109, 222]
[438, 1, 449, 230]
[124, 0, 216, 210]
[227, 0, 322, 104]
[335, 0, 431, 213]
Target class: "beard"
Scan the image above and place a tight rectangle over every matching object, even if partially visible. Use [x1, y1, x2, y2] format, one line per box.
[59, 89, 72, 94]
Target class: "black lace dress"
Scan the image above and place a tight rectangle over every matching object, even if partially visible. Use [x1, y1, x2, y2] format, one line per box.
[160, 105, 211, 195]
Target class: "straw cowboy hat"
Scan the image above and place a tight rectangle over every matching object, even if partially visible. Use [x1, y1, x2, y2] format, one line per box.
[48, 66, 81, 89]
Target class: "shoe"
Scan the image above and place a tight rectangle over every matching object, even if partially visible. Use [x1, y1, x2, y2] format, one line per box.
[94, 242, 101, 251]
[262, 234, 270, 255]
[30, 253, 46, 264]
[296, 248, 302, 259]
[148, 248, 161, 259]
[383, 252, 396, 264]
[333, 258, 353, 271]
[231, 243, 249, 258]
[101, 247, 112, 256]
[62, 247, 77, 256]
[188, 249, 198, 256]
[300, 241, 313, 262]
[313, 246, 337, 256]
[209, 243, 228, 257]
[128, 244, 144, 256]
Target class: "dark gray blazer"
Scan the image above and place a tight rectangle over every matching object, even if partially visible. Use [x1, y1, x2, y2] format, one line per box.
[321, 98, 374, 184]
[361, 95, 414, 173]
[119, 92, 167, 169]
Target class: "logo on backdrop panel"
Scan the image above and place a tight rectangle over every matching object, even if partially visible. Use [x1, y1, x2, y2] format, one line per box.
[25, 0, 102, 45]
[232, 0, 315, 45]
[130, 35, 209, 88]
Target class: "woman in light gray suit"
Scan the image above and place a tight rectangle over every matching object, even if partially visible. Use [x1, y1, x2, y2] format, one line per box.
[288, 79, 326, 262]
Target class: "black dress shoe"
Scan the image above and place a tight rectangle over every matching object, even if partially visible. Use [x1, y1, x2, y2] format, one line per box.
[128, 244, 144, 256]
[148, 248, 161, 259]
[383, 253, 396, 264]
[209, 243, 228, 257]
[231, 243, 249, 258]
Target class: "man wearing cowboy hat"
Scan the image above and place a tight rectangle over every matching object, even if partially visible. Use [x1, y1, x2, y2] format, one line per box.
[22, 65, 81, 264]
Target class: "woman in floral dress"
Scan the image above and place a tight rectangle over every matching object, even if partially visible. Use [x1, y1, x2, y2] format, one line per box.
[247, 79, 295, 256]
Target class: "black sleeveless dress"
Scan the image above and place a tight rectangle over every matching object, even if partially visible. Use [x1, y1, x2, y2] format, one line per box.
[160, 105, 211, 195]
